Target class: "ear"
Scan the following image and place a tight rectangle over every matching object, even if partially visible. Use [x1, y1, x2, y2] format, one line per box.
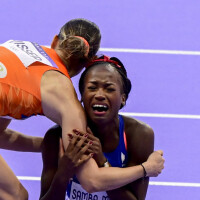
[51, 35, 59, 49]
[121, 94, 126, 108]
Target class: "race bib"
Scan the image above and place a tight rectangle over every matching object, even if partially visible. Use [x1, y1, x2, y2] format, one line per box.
[0, 40, 58, 68]
[67, 181, 110, 200]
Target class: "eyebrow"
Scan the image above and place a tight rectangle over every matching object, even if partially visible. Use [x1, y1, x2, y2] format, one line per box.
[88, 81, 115, 86]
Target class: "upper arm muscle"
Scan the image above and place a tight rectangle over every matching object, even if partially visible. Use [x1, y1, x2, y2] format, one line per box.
[41, 70, 87, 150]
[124, 117, 154, 199]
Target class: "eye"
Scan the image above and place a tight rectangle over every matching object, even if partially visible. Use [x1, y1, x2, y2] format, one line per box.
[87, 86, 96, 90]
[107, 87, 115, 92]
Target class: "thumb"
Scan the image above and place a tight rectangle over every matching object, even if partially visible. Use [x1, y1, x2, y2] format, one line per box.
[82, 153, 94, 163]
[77, 153, 93, 167]
[156, 150, 163, 156]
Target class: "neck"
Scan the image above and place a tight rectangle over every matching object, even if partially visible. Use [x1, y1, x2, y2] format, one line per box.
[54, 48, 71, 74]
[67, 68, 76, 78]
[66, 58, 83, 78]
[88, 116, 120, 152]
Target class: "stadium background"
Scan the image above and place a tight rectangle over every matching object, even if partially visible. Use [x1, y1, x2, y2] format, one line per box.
[0, 1, 200, 199]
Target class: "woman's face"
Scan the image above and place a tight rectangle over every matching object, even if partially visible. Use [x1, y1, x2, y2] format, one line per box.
[82, 64, 126, 124]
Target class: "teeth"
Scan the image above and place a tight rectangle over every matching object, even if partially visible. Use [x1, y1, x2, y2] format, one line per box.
[93, 104, 107, 108]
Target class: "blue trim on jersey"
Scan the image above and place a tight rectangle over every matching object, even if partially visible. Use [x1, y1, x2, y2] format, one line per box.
[103, 115, 128, 168]
[32, 42, 58, 68]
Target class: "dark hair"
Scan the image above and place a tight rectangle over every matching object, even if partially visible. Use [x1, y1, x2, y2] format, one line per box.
[79, 56, 132, 108]
[58, 18, 101, 61]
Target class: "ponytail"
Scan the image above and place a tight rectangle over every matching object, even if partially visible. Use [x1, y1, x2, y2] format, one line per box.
[58, 35, 90, 60]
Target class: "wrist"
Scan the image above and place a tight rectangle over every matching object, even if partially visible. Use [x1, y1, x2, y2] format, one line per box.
[141, 162, 150, 177]
[94, 154, 107, 167]
[102, 159, 110, 167]
[140, 163, 147, 179]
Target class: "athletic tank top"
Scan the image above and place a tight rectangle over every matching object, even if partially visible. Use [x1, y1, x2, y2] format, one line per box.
[0, 40, 70, 119]
[66, 115, 128, 200]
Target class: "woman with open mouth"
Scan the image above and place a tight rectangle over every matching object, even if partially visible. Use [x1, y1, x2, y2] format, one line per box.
[40, 55, 164, 200]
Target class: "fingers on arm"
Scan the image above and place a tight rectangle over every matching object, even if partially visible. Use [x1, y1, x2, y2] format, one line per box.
[65, 133, 93, 166]
[73, 129, 100, 154]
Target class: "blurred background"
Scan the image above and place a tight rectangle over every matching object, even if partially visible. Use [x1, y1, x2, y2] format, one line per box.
[0, 0, 200, 199]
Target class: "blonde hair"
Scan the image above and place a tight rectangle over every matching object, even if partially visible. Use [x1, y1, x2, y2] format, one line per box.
[58, 18, 101, 62]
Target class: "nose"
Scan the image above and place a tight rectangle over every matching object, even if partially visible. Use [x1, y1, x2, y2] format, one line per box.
[94, 89, 105, 100]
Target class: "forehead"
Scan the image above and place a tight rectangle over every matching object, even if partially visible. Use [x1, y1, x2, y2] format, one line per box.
[85, 63, 121, 82]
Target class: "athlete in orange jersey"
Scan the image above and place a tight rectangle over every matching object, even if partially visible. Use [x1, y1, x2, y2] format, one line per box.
[0, 44, 70, 119]
[0, 18, 101, 200]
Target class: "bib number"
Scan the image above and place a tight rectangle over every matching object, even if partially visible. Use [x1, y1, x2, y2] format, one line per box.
[1, 40, 57, 68]
[67, 181, 109, 200]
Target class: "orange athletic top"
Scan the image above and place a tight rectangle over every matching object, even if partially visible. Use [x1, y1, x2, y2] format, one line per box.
[0, 40, 70, 119]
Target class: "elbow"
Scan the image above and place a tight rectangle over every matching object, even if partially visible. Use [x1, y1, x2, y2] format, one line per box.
[84, 187, 96, 194]
[81, 179, 102, 193]
[11, 183, 29, 200]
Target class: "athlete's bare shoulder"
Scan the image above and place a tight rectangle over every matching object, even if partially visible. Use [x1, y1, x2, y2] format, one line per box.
[122, 115, 154, 161]
[122, 115, 154, 139]
[41, 70, 75, 97]
[41, 70, 71, 86]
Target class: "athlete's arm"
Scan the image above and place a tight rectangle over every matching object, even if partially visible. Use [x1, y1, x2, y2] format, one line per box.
[40, 126, 62, 199]
[0, 117, 43, 152]
[106, 118, 155, 200]
[78, 153, 164, 194]
[40, 125, 92, 200]
[41, 70, 87, 150]
[126, 122, 154, 200]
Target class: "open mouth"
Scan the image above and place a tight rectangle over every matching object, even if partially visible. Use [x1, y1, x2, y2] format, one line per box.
[92, 104, 108, 113]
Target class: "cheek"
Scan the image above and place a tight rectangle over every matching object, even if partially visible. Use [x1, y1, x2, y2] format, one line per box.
[82, 93, 90, 106]
[112, 94, 123, 108]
